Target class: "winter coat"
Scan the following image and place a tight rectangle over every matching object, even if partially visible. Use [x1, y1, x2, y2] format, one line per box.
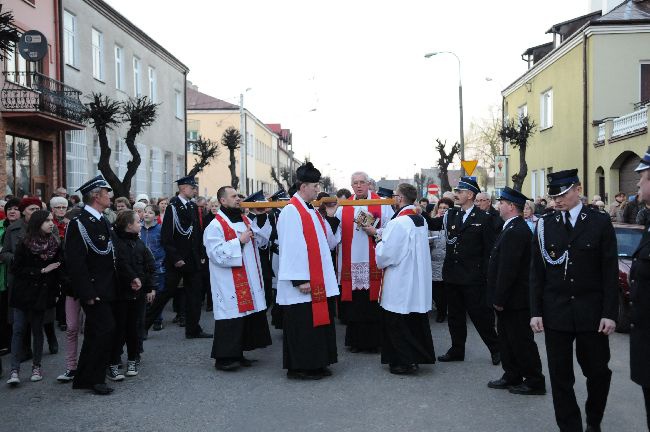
[10, 241, 62, 311]
[140, 223, 165, 273]
[114, 229, 157, 301]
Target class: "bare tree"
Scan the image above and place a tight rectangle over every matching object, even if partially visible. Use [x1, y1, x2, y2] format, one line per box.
[413, 173, 430, 196]
[280, 167, 296, 187]
[321, 176, 335, 193]
[499, 115, 536, 192]
[187, 135, 219, 177]
[0, 5, 19, 61]
[270, 167, 284, 190]
[436, 139, 460, 193]
[465, 106, 502, 172]
[220, 127, 242, 189]
[84, 94, 157, 198]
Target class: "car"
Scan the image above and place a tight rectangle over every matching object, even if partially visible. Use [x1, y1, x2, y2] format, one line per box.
[613, 222, 644, 333]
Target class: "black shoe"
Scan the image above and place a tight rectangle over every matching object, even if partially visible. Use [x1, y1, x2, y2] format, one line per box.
[585, 425, 601, 432]
[389, 364, 417, 375]
[172, 315, 179, 324]
[318, 367, 332, 377]
[239, 357, 258, 367]
[437, 351, 464, 362]
[57, 369, 76, 383]
[491, 351, 501, 366]
[364, 347, 380, 354]
[186, 331, 213, 339]
[435, 312, 447, 323]
[215, 361, 240, 372]
[287, 369, 322, 380]
[153, 322, 163, 331]
[92, 383, 114, 395]
[487, 378, 522, 389]
[348, 347, 362, 353]
[508, 383, 547, 396]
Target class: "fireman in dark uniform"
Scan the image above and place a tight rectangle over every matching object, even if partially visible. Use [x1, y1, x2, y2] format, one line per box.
[530, 169, 618, 432]
[630, 149, 650, 430]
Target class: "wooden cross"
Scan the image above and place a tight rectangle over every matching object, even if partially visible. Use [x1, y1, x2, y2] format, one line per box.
[240, 197, 396, 209]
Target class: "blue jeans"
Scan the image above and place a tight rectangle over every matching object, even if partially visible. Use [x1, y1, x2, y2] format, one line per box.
[10, 308, 45, 371]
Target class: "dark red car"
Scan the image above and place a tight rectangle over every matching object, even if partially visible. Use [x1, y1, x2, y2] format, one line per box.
[613, 223, 644, 333]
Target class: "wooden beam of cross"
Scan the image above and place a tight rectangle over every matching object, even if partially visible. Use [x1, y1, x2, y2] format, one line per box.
[240, 197, 396, 209]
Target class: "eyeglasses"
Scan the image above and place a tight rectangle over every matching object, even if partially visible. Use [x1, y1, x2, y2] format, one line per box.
[53, 206, 68, 210]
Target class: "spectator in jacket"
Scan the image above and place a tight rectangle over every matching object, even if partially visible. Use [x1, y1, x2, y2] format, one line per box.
[430, 197, 453, 323]
[133, 202, 146, 223]
[0, 198, 21, 374]
[49, 197, 69, 239]
[624, 194, 641, 224]
[609, 192, 627, 222]
[141, 205, 166, 331]
[6, 210, 61, 386]
[523, 200, 538, 232]
[110, 210, 157, 379]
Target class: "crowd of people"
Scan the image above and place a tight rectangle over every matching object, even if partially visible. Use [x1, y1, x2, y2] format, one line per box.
[0, 155, 649, 432]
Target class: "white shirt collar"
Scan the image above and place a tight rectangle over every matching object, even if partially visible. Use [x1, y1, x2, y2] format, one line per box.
[178, 195, 189, 206]
[503, 215, 518, 229]
[564, 203, 583, 226]
[84, 205, 103, 220]
[460, 205, 474, 222]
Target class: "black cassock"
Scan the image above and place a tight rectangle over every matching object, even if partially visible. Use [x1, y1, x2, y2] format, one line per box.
[211, 310, 272, 362]
[64, 209, 117, 389]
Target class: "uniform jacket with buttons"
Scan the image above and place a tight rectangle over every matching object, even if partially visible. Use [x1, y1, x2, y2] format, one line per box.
[630, 225, 650, 387]
[426, 206, 496, 286]
[63, 209, 117, 303]
[487, 216, 532, 310]
[161, 196, 203, 272]
[530, 205, 618, 332]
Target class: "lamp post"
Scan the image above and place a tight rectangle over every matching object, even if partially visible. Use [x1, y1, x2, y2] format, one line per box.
[239, 87, 252, 194]
[424, 51, 465, 175]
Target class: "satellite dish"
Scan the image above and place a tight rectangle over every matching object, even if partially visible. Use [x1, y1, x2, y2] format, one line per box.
[17, 30, 48, 62]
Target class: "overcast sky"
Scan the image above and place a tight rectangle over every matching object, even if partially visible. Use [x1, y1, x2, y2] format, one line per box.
[106, 0, 588, 188]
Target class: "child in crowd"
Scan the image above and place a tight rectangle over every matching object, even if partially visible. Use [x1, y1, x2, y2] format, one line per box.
[141, 205, 166, 331]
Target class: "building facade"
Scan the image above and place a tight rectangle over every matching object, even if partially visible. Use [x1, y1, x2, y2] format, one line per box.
[1, 0, 85, 199]
[61, 0, 188, 198]
[502, 0, 650, 201]
[187, 84, 290, 198]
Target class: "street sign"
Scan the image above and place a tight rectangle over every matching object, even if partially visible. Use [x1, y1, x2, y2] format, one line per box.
[495, 155, 508, 189]
[461, 160, 478, 176]
[427, 184, 439, 195]
[17, 30, 48, 62]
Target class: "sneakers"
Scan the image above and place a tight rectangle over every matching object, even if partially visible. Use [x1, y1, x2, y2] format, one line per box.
[125, 360, 138, 377]
[57, 369, 76, 383]
[6, 369, 20, 386]
[106, 365, 125, 381]
[30, 365, 43, 382]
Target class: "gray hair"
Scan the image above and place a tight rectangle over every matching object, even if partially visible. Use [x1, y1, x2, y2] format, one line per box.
[350, 171, 369, 183]
[476, 192, 491, 202]
[50, 196, 69, 209]
[133, 202, 147, 211]
[82, 187, 102, 205]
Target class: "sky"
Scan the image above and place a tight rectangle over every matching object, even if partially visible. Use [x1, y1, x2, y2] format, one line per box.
[105, 0, 589, 188]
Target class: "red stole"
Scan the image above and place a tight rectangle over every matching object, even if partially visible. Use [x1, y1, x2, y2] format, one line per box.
[340, 192, 382, 302]
[214, 213, 262, 313]
[289, 196, 330, 327]
[397, 207, 417, 217]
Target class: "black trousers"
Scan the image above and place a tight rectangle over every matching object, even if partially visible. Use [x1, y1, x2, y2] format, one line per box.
[643, 387, 650, 431]
[432, 281, 447, 316]
[211, 310, 271, 362]
[73, 301, 115, 389]
[145, 269, 203, 336]
[445, 283, 499, 355]
[544, 328, 612, 432]
[110, 298, 144, 364]
[381, 310, 435, 366]
[496, 309, 544, 388]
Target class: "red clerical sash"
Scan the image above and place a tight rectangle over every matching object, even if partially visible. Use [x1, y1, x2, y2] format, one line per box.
[289, 196, 330, 327]
[397, 207, 417, 217]
[341, 192, 382, 302]
[214, 213, 258, 313]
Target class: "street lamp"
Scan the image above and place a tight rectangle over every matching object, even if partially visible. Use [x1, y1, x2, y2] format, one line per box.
[239, 87, 252, 194]
[424, 51, 465, 175]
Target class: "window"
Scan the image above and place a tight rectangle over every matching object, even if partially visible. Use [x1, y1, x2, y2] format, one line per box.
[148, 66, 157, 102]
[540, 89, 553, 129]
[91, 28, 104, 80]
[164, 152, 173, 197]
[641, 63, 650, 104]
[115, 45, 124, 90]
[150, 148, 163, 197]
[65, 130, 88, 194]
[175, 89, 183, 119]
[133, 57, 141, 96]
[135, 143, 148, 194]
[517, 104, 528, 120]
[63, 11, 77, 67]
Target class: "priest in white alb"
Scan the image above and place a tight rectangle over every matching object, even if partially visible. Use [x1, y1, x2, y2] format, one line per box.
[277, 162, 339, 380]
[372, 183, 436, 375]
[335, 171, 394, 353]
[203, 186, 272, 372]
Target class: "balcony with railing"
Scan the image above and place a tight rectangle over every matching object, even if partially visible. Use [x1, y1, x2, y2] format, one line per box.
[594, 104, 648, 147]
[1, 71, 85, 130]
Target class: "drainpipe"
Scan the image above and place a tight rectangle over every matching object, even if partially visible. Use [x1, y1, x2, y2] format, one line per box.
[582, 32, 589, 196]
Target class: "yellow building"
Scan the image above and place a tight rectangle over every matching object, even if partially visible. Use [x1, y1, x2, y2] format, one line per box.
[186, 83, 291, 198]
[502, 1, 650, 201]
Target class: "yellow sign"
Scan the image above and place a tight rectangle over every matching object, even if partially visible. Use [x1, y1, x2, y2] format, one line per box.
[461, 160, 478, 176]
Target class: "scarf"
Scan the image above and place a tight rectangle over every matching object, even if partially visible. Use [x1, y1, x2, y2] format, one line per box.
[26, 234, 59, 261]
[221, 206, 244, 223]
